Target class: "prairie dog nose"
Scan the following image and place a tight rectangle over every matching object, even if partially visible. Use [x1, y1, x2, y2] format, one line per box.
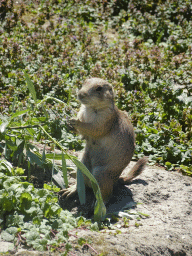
[78, 90, 87, 100]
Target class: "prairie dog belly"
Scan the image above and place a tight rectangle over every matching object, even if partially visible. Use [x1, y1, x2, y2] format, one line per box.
[89, 129, 134, 169]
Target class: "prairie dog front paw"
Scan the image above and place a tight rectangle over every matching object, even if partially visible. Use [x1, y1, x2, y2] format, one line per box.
[67, 118, 80, 130]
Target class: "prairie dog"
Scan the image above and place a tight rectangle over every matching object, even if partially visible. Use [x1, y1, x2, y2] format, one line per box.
[63, 78, 147, 204]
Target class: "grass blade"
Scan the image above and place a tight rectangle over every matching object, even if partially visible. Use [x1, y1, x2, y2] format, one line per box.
[10, 110, 29, 120]
[46, 153, 63, 160]
[24, 71, 37, 102]
[42, 145, 46, 168]
[62, 152, 68, 188]
[72, 158, 106, 221]
[27, 150, 43, 166]
[77, 168, 86, 205]
[46, 153, 74, 161]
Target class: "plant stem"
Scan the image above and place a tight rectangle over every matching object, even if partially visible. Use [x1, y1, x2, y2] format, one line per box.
[36, 96, 66, 107]
[8, 124, 45, 130]
[38, 125, 74, 160]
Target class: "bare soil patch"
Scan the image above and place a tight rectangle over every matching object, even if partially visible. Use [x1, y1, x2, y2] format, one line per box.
[59, 156, 192, 255]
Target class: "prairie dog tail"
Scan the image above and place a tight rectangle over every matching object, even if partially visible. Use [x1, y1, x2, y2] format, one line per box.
[119, 157, 148, 185]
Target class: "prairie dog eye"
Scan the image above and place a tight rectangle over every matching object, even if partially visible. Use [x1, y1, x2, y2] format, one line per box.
[96, 86, 103, 92]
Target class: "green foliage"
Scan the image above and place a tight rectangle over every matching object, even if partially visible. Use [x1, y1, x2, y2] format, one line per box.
[0, 0, 191, 252]
[0, 0, 191, 173]
[24, 72, 37, 102]
[0, 0, 191, 248]
[73, 158, 106, 222]
[62, 152, 68, 188]
[38, 124, 106, 221]
[0, 72, 106, 222]
[0, 159, 94, 252]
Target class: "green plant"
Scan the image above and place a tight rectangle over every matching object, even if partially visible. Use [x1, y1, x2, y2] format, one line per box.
[0, 72, 106, 222]
[0, 159, 98, 253]
[0, 1, 191, 252]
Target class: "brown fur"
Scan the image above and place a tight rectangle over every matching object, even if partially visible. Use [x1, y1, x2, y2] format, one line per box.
[62, 78, 147, 204]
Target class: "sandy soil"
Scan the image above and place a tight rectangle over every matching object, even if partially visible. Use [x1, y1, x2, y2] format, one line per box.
[59, 159, 192, 256]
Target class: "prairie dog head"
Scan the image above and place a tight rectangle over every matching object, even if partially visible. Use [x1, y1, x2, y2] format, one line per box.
[77, 78, 114, 109]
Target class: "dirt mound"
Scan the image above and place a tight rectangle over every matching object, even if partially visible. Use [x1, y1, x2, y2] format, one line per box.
[66, 162, 192, 255]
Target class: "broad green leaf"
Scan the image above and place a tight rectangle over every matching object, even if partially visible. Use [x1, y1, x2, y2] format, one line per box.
[62, 152, 68, 188]
[0, 122, 9, 133]
[31, 117, 47, 122]
[1, 230, 15, 242]
[20, 192, 32, 203]
[72, 158, 106, 221]
[20, 192, 32, 210]
[37, 189, 47, 198]
[10, 109, 29, 120]
[46, 153, 63, 160]
[27, 150, 43, 166]
[42, 145, 46, 165]
[33, 216, 41, 225]
[93, 188, 106, 222]
[26, 231, 40, 241]
[11, 96, 17, 112]
[77, 216, 85, 227]
[44, 203, 52, 218]
[76, 168, 86, 205]
[39, 238, 48, 246]
[78, 237, 86, 246]
[32, 242, 45, 252]
[13, 140, 25, 158]
[72, 159, 98, 183]
[90, 222, 99, 231]
[46, 153, 76, 161]
[0, 159, 13, 174]
[42, 105, 49, 119]
[6, 139, 17, 152]
[5, 227, 18, 235]
[18, 153, 23, 167]
[37, 96, 65, 107]
[2, 198, 14, 212]
[9, 183, 21, 191]
[138, 212, 150, 218]
[27, 128, 36, 136]
[15, 167, 25, 175]
[24, 71, 37, 102]
[20, 181, 33, 189]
